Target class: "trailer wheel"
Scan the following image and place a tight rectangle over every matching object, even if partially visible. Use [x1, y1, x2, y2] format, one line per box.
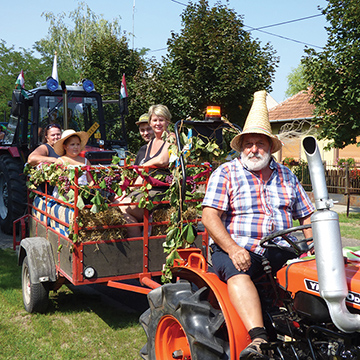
[22, 256, 49, 313]
[140, 280, 229, 360]
[0, 155, 26, 234]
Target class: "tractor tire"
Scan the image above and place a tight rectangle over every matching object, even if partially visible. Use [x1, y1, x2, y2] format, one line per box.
[22, 256, 49, 313]
[140, 280, 229, 360]
[0, 154, 27, 234]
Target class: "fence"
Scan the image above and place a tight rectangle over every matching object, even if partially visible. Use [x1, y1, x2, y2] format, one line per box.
[293, 163, 360, 195]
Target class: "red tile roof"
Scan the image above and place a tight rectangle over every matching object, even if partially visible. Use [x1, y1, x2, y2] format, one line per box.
[269, 88, 315, 122]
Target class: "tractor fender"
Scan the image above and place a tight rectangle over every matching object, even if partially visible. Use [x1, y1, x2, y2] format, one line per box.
[172, 255, 249, 359]
[18, 237, 56, 284]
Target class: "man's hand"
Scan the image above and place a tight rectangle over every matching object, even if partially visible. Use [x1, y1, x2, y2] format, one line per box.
[228, 243, 251, 272]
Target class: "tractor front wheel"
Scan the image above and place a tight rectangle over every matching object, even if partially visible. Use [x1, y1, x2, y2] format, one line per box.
[140, 280, 229, 360]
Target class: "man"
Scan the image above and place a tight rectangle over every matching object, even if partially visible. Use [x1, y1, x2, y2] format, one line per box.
[134, 113, 154, 165]
[202, 90, 314, 359]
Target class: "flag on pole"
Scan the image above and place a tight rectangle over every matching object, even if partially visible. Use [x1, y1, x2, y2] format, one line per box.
[15, 70, 25, 89]
[119, 73, 129, 115]
[52, 51, 58, 82]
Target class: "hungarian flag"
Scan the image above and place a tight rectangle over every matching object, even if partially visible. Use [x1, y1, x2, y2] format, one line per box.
[119, 73, 129, 115]
[15, 70, 25, 89]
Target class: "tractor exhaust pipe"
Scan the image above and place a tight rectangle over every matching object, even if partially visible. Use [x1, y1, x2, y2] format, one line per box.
[303, 136, 360, 333]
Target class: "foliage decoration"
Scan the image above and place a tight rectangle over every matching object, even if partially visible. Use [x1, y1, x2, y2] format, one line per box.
[160, 122, 238, 282]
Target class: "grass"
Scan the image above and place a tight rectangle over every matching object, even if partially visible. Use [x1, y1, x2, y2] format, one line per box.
[338, 213, 360, 240]
[0, 248, 146, 360]
[293, 213, 360, 241]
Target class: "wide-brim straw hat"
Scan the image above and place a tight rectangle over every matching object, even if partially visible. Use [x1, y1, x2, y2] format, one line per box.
[136, 113, 149, 125]
[230, 90, 282, 154]
[53, 129, 89, 156]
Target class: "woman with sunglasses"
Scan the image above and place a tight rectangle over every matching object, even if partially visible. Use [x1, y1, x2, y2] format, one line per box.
[28, 124, 62, 166]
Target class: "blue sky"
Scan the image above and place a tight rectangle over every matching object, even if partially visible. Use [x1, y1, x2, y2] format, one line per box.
[0, 0, 328, 103]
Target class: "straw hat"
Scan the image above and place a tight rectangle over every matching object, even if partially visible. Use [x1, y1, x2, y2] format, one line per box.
[230, 90, 282, 154]
[136, 113, 149, 126]
[53, 129, 89, 156]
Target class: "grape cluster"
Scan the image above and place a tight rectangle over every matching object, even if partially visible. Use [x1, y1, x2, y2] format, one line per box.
[165, 174, 174, 184]
[187, 178, 196, 194]
[58, 175, 71, 193]
[103, 176, 114, 191]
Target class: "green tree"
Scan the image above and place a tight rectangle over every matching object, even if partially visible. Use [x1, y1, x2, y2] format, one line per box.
[0, 41, 47, 119]
[302, 0, 360, 148]
[160, 0, 278, 125]
[285, 63, 308, 98]
[34, 1, 123, 83]
[82, 33, 149, 153]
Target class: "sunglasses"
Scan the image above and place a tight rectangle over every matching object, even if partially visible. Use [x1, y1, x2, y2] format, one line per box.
[46, 123, 61, 130]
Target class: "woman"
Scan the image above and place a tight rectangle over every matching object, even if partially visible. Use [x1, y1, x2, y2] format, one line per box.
[52, 129, 91, 198]
[28, 124, 62, 166]
[119, 104, 174, 237]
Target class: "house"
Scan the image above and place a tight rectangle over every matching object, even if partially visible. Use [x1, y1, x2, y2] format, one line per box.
[268, 89, 360, 166]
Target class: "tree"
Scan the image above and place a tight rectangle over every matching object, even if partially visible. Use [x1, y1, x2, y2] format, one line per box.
[82, 33, 149, 154]
[34, 1, 124, 83]
[302, 0, 360, 148]
[0, 41, 47, 119]
[285, 63, 308, 98]
[160, 0, 278, 125]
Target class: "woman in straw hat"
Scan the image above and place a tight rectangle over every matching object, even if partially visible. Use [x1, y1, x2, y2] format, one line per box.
[52, 130, 91, 198]
[202, 90, 314, 359]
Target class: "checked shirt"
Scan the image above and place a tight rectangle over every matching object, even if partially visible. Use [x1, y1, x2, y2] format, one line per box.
[202, 157, 315, 255]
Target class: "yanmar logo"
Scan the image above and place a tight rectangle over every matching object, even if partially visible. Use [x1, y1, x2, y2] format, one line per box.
[304, 279, 360, 306]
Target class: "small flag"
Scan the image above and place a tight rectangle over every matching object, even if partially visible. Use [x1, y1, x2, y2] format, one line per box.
[52, 52, 58, 82]
[15, 70, 25, 89]
[119, 73, 129, 115]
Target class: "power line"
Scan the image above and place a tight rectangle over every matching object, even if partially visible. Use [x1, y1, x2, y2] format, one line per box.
[247, 14, 323, 31]
[149, 3, 325, 53]
[245, 27, 324, 50]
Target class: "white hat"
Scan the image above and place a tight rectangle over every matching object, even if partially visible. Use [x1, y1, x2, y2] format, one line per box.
[53, 129, 89, 156]
[230, 90, 282, 154]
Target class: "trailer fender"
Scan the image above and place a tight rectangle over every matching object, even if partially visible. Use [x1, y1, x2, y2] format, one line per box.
[18, 237, 56, 284]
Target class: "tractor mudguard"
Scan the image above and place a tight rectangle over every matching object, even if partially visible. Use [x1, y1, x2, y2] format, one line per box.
[171, 252, 250, 359]
[18, 237, 56, 284]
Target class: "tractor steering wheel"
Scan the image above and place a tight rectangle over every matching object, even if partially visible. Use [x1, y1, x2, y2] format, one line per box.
[260, 224, 313, 256]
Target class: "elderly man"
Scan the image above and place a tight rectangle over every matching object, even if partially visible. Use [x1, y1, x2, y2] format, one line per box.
[134, 113, 154, 165]
[202, 90, 314, 359]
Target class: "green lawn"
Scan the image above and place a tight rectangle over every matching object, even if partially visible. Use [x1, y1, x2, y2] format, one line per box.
[0, 248, 146, 359]
[338, 213, 360, 240]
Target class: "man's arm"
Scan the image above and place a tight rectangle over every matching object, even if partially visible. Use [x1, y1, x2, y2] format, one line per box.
[27, 145, 57, 166]
[202, 206, 251, 272]
[298, 214, 312, 239]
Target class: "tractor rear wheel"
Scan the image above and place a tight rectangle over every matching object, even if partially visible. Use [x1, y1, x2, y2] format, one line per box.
[0, 155, 27, 234]
[140, 280, 229, 360]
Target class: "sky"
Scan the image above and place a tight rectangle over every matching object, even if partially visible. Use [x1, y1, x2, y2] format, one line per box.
[0, 0, 328, 103]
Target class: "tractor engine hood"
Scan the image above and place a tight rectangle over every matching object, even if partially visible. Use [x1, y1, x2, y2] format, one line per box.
[303, 136, 360, 333]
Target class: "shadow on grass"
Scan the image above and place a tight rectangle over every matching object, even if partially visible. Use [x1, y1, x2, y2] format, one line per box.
[47, 287, 145, 329]
[0, 249, 21, 290]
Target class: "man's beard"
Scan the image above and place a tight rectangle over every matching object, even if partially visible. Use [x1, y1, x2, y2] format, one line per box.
[241, 149, 271, 171]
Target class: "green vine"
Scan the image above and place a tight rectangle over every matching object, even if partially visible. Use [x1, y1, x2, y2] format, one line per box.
[160, 122, 236, 283]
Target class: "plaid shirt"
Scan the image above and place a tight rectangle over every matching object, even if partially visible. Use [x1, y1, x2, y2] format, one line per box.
[202, 157, 315, 255]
